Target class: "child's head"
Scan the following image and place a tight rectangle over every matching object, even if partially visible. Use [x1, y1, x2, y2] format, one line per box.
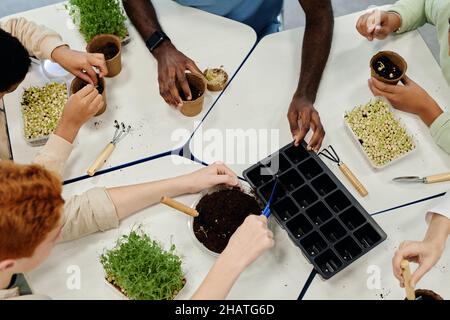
[0, 29, 31, 99]
[0, 162, 64, 274]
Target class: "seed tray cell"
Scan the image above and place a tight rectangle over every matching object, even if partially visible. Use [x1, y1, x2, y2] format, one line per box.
[243, 141, 387, 279]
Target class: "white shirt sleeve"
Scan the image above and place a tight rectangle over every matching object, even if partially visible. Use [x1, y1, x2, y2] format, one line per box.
[426, 191, 450, 224]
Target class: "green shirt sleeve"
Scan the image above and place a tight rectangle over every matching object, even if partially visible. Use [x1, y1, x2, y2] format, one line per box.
[430, 112, 450, 154]
[388, 0, 427, 33]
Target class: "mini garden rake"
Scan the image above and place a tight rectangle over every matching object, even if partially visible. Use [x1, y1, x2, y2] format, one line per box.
[87, 120, 131, 176]
[318, 145, 368, 197]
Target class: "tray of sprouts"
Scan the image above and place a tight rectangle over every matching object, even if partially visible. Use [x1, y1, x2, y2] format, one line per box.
[344, 97, 416, 169]
[21, 80, 69, 146]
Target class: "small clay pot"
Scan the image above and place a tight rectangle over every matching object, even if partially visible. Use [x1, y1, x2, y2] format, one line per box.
[203, 68, 228, 91]
[87, 34, 122, 78]
[404, 289, 443, 300]
[178, 73, 206, 117]
[370, 51, 407, 85]
[70, 76, 107, 116]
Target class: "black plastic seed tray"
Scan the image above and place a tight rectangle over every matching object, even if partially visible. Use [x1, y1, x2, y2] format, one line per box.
[243, 142, 387, 279]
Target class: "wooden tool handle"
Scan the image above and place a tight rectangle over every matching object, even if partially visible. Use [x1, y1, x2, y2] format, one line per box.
[401, 260, 416, 300]
[87, 143, 115, 176]
[160, 196, 199, 217]
[425, 172, 450, 184]
[339, 163, 368, 197]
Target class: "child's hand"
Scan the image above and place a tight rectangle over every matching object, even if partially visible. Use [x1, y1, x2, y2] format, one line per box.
[368, 76, 443, 126]
[392, 239, 445, 288]
[183, 162, 240, 194]
[55, 85, 104, 143]
[356, 10, 401, 41]
[221, 215, 275, 271]
[51, 46, 108, 85]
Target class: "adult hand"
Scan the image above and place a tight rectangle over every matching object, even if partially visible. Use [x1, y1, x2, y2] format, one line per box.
[392, 239, 445, 288]
[368, 76, 443, 126]
[55, 85, 104, 143]
[51, 46, 108, 85]
[183, 162, 240, 194]
[221, 215, 275, 271]
[356, 10, 401, 41]
[287, 95, 324, 151]
[152, 41, 202, 107]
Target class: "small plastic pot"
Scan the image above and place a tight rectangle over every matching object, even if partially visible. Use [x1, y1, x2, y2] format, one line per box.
[203, 68, 228, 91]
[70, 76, 107, 116]
[178, 73, 206, 117]
[370, 51, 407, 84]
[87, 34, 122, 78]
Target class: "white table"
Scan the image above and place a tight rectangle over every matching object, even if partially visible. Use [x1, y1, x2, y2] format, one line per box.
[2, 0, 256, 182]
[189, 10, 450, 214]
[27, 156, 313, 300]
[303, 199, 450, 300]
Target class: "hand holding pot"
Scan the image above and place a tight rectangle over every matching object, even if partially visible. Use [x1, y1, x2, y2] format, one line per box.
[182, 162, 240, 194]
[356, 10, 401, 41]
[152, 41, 202, 107]
[55, 85, 104, 143]
[287, 95, 325, 152]
[221, 215, 275, 271]
[51, 45, 108, 85]
[368, 76, 443, 126]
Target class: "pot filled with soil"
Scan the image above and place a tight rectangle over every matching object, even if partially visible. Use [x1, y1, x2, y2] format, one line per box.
[70, 75, 107, 116]
[370, 51, 407, 84]
[100, 228, 186, 300]
[189, 185, 263, 255]
[404, 289, 444, 301]
[178, 73, 206, 117]
[203, 68, 228, 91]
[87, 34, 122, 77]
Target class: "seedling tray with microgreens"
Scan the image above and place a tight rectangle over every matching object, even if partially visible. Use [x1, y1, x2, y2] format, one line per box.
[100, 229, 186, 300]
[21, 81, 68, 146]
[344, 97, 416, 169]
[243, 142, 386, 279]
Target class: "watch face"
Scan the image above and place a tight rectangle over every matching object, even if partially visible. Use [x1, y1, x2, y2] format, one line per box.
[147, 31, 166, 51]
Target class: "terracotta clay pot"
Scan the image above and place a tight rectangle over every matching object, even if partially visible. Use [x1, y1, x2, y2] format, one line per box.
[70, 76, 107, 116]
[178, 73, 206, 117]
[87, 34, 122, 78]
[370, 51, 407, 85]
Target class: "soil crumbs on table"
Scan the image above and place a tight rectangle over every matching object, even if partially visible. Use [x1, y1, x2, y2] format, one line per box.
[194, 188, 262, 253]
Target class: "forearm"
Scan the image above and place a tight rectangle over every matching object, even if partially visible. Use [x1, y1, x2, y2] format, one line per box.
[106, 175, 193, 220]
[424, 213, 450, 246]
[123, 0, 163, 41]
[295, 0, 333, 102]
[191, 254, 243, 300]
[417, 98, 443, 127]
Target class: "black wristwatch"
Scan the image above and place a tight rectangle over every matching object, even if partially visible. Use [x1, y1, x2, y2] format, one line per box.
[145, 30, 170, 52]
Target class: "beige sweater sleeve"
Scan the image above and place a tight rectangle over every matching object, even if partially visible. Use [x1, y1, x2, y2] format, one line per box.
[61, 187, 119, 242]
[32, 134, 73, 177]
[0, 17, 67, 60]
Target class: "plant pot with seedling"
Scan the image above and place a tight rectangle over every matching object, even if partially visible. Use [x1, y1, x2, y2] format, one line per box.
[370, 51, 407, 84]
[178, 73, 206, 117]
[100, 228, 186, 300]
[70, 75, 107, 116]
[87, 34, 122, 77]
[66, 0, 129, 44]
[189, 185, 262, 255]
[203, 68, 228, 91]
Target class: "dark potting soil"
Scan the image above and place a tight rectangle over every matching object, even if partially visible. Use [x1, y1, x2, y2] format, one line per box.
[372, 56, 402, 80]
[193, 188, 262, 254]
[179, 82, 202, 101]
[97, 42, 119, 60]
[410, 289, 443, 300]
[75, 76, 104, 94]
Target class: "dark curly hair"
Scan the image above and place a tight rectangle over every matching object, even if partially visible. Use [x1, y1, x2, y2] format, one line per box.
[0, 28, 31, 92]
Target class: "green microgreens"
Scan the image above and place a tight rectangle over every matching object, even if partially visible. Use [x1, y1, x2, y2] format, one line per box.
[100, 228, 185, 300]
[66, 0, 128, 42]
